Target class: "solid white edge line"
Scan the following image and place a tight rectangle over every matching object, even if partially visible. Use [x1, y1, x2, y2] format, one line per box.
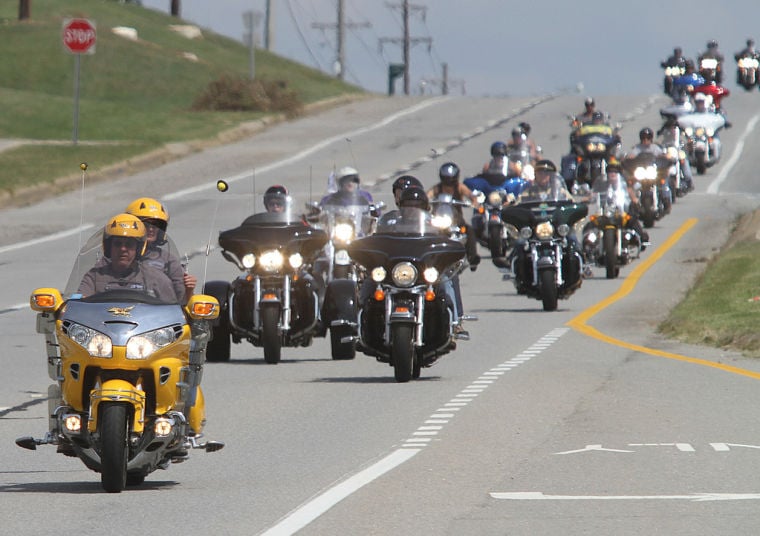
[259, 448, 420, 536]
[0, 223, 95, 255]
[707, 113, 760, 194]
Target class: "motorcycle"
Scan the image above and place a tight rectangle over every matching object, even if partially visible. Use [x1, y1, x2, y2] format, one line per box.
[501, 198, 588, 311]
[678, 111, 725, 175]
[662, 63, 685, 96]
[736, 55, 760, 90]
[582, 189, 642, 279]
[204, 209, 352, 363]
[563, 117, 622, 190]
[699, 56, 722, 84]
[347, 207, 468, 382]
[16, 231, 224, 492]
[658, 119, 691, 200]
[465, 172, 529, 266]
[623, 153, 671, 228]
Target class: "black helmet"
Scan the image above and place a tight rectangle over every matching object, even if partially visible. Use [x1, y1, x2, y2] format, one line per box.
[264, 185, 288, 209]
[674, 47, 682, 55]
[439, 162, 460, 185]
[639, 127, 654, 141]
[748, 39, 756, 47]
[591, 111, 604, 123]
[707, 39, 718, 49]
[392, 174, 423, 194]
[534, 159, 557, 173]
[490, 141, 507, 157]
[518, 121, 531, 135]
[398, 185, 429, 210]
[511, 127, 522, 137]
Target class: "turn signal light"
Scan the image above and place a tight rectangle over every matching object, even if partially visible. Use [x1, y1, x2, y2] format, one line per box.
[373, 288, 385, 301]
[33, 294, 57, 308]
[192, 301, 216, 316]
[425, 289, 436, 301]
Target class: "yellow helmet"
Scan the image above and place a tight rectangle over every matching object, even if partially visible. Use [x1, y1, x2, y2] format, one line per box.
[103, 213, 147, 259]
[126, 197, 169, 231]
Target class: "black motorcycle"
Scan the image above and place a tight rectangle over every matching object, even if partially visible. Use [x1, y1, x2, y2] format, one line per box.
[347, 208, 468, 382]
[204, 211, 355, 363]
[736, 55, 760, 90]
[582, 189, 642, 279]
[623, 153, 671, 228]
[564, 119, 622, 190]
[502, 199, 587, 311]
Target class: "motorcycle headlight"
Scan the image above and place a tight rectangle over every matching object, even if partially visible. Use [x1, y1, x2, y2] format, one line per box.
[684, 127, 693, 136]
[586, 142, 595, 153]
[666, 146, 679, 160]
[695, 127, 706, 137]
[391, 262, 418, 287]
[126, 327, 178, 360]
[423, 267, 439, 283]
[65, 322, 112, 358]
[242, 253, 255, 269]
[679, 149, 687, 160]
[519, 226, 532, 239]
[288, 253, 303, 269]
[431, 214, 453, 229]
[633, 166, 657, 180]
[705, 128, 715, 137]
[487, 191, 503, 206]
[371, 266, 386, 282]
[557, 223, 570, 237]
[333, 223, 354, 242]
[701, 58, 718, 69]
[536, 221, 554, 239]
[259, 250, 284, 272]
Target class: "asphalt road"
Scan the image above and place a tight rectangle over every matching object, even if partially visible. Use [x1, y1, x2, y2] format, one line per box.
[3, 92, 760, 535]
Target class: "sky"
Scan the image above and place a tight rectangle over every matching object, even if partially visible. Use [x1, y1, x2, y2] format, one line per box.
[140, 0, 760, 97]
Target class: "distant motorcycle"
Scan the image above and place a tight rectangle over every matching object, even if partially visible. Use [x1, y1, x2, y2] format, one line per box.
[623, 153, 671, 228]
[501, 199, 587, 311]
[678, 112, 725, 174]
[736, 55, 760, 90]
[563, 119, 622, 190]
[661, 63, 685, 96]
[347, 207, 468, 382]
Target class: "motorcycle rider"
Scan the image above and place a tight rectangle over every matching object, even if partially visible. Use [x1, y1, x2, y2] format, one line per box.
[657, 116, 695, 192]
[507, 126, 538, 162]
[591, 161, 650, 248]
[377, 174, 424, 226]
[126, 197, 197, 304]
[661, 46, 687, 70]
[517, 159, 573, 203]
[625, 127, 665, 159]
[577, 97, 598, 123]
[263, 184, 291, 213]
[518, 122, 539, 161]
[426, 162, 481, 270]
[320, 166, 373, 206]
[735, 38, 759, 61]
[698, 39, 725, 83]
[79, 213, 179, 303]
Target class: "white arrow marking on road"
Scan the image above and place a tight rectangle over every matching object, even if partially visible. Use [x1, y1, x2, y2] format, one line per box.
[490, 492, 760, 502]
[555, 444, 634, 455]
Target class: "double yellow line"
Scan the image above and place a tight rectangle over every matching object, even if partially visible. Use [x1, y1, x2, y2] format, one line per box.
[567, 217, 760, 380]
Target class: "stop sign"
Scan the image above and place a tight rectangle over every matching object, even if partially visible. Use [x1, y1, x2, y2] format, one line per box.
[62, 18, 96, 55]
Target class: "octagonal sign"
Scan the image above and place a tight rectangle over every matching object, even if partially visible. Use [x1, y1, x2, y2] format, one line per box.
[62, 18, 96, 55]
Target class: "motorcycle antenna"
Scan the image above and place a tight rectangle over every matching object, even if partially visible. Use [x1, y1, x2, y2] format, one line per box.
[346, 137, 358, 170]
[202, 180, 229, 288]
[74, 162, 88, 279]
[251, 168, 256, 215]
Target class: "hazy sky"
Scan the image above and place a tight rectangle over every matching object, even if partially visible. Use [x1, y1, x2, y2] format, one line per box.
[141, 0, 760, 97]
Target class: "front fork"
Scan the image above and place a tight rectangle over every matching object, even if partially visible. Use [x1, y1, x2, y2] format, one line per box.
[530, 242, 563, 286]
[384, 291, 424, 347]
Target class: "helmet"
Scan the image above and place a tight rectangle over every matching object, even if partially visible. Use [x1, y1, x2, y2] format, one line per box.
[584, 97, 595, 106]
[438, 162, 460, 185]
[125, 197, 169, 231]
[639, 127, 654, 141]
[264, 185, 289, 210]
[534, 159, 557, 173]
[707, 39, 718, 49]
[606, 158, 622, 173]
[694, 92, 707, 101]
[674, 47, 682, 55]
[337, 166, 360, 185]
[591, 111, 604, 123]
[748, 39, 755, 47]
[398, 185, 429, 210]
[392, 174, 423, 194]
[511, 127, 522, 137]
[103, 213, 147, 259]
[518, 122, 531, 135]
[490, 141, 507, 157]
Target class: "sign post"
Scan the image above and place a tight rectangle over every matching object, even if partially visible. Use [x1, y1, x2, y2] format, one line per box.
[62, 18, 96, 145]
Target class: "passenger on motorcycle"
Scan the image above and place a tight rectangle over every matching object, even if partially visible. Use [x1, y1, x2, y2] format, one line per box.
[320, 166, 374, 206]
[78, 213, 179, 302]
[592, 161, 650, 247]
[427, 162, 481, 270]
[694, 81, 732, 127]
[126, 197, 197, 304]
[625, 127, 665, 159]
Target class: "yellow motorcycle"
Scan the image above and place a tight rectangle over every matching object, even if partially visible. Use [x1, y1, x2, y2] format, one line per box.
[16, 231, 223, 492]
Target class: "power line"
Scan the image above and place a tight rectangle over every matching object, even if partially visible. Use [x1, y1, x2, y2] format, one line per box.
[378, 1, 432, 95]
[285, 0, 325, 71]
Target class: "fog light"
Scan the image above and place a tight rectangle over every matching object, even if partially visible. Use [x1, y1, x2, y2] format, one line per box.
[154, 417, 174, 437]
[63, 414, 82, 432]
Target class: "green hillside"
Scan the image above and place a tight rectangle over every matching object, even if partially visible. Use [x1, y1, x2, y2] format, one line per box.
[0, 0, 363, 198]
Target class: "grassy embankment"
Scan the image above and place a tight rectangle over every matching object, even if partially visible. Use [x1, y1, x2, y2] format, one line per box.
[0, 0, 362, 196]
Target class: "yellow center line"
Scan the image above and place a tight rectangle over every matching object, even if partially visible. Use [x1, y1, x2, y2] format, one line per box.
[567, 217, 760, 381]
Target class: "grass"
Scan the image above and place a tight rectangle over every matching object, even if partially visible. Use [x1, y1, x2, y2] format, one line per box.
[659, 232, 760, 357]
[0, 0, 363, 196]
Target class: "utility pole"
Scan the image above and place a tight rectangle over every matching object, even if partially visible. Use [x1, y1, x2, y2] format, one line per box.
[420, 63, 465, 95]
[311, 0, 370, 80]
[378, 0, 431, 95]
[243, 10, 262, 80]
[264, 0, 273, 50]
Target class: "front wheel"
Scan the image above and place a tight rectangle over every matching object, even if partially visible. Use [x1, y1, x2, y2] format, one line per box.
[488, 225, 504, 260]
[330, 325, 356, 360]
[695, 152, 707, 175]
[391, 324, 415, 383]
[100, 403, 129, 493]
[261, 306, 281, 364]
[539, 269, 558, 311]
[206, 311, 231, 362]
[603, 229, 618, 279]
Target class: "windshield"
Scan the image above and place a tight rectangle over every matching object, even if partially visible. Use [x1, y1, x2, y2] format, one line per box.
[374, 207, 442, 236]
[518, 174, 572, 203]
[64, 228, 183, 304]
[313, 202, 375, 238]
